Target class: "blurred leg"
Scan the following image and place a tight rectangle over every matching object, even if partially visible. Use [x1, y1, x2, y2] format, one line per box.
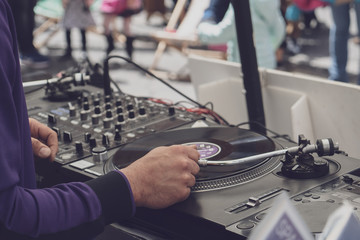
[354, 2, 360, 84]
[329, 3, 350, 82]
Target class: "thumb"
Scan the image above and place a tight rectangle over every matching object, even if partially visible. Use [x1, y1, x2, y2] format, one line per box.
[31, 138, 52, 159]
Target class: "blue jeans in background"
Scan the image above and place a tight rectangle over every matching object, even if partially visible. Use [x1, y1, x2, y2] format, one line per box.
[329, 2, 360, 83]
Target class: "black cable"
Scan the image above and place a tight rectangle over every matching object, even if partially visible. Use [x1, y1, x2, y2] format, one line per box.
[104, 55, 203, 108]
[110, 79, 122, 93]
[103, 55, 231, 126]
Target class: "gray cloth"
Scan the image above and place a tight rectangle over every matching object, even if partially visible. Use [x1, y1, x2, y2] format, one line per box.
[62, 0, 96, 29]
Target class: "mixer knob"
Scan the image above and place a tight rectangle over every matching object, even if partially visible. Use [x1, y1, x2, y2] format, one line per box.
[115, 123, 122, 131]
[116, 99, 122, 107]
[105, 103, 112, 110]
[84, 132, 91, 143]
[80, 110, 88, 121]
[127, 104, 134, 111]
[105, 110, 113, 118]
[83, 101, 90, 111]
[128, 111, 135, 119]
[114, 129, 122, 142]
[168, 106, 175, 116]
[92, 146, 108, 164]
[52, 127, 60, 139]
[83, 96, 89, 103]
[116, 107, 123, 114]
[139, 107, 146, 116]
[102, 134, 110, 147]
[89, 137, 97, 149]
[69, 106, 76, 117]
[105, 95, 111, 103]
[77, 96, 82, 106]
[75, 141, 84, 155]
[103, 118, 112, 129]
[91, 114, 100, 125]
[48, 114, 57, 124]
[63, 131, 73, 143]
[94, 106, 101, 115]
[117, 114, 125, 123]
[93, 98, 101, 106]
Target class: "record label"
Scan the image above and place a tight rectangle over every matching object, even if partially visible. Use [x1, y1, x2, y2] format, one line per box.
[183, 142, 221, 159]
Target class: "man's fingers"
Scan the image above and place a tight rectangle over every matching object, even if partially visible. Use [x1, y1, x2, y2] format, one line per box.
[188, 159, 200, 175]
[185, 145, 200, 161]
[31, 138, 52, 159]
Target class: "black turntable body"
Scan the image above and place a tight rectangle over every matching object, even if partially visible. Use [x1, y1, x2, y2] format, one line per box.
[27, 87, 360, 239]
[106, 128, 360, 239]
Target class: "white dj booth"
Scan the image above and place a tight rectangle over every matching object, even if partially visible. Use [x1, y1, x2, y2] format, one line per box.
[188, 55, 360, 159]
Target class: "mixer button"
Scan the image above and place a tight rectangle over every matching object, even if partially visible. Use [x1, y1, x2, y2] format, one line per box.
[92, 146, 108, 164]
[48, 114, 57, 124]
[63, 131, 73, 143]
[294, 197, 302, 202]
[70, 160, 94, 170]
[84, 132, 91, 143]
[311, 195, 320, 199]
[114, 129, 122, 141]
[168, 106, 175, 116]
[75, 141, 84, 155]
[52, 127, 60, 138]
[304, 192, 312, 197]
[255, 212, 266, 221]
[102, 134, 110, 147]
[236, 221, 255, 230]
[89, 137, 97, 149]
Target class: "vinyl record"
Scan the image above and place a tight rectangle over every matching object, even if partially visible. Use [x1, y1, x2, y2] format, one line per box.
[108, 127, 276, 180]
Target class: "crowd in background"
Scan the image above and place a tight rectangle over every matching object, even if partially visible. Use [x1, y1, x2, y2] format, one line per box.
[9, 0, 360, 85]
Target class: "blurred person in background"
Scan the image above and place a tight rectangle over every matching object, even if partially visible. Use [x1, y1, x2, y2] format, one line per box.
[61, 0, 96, 60]
[197, 0, 286, 69]
[200, 0, 230, 24]
[101, 0, 142, 59]
[325, 0, 360, 83]
[7, 0, 49, 68]
[284, 0, 326, 54]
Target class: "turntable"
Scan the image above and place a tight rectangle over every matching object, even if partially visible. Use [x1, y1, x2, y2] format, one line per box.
[101, 126, 360, 239]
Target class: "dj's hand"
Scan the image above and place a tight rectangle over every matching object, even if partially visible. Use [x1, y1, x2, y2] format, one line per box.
[29, 118, 59, 162]
[121, 145, 200, 209]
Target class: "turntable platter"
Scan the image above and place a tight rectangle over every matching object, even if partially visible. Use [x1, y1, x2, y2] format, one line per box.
[106, 127, 282, 191]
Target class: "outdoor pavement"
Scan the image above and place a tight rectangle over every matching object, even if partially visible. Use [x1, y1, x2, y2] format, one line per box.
[22, 3, 360, 103]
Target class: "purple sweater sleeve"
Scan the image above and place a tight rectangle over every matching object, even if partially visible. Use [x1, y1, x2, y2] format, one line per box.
[0, 1, 135, 238]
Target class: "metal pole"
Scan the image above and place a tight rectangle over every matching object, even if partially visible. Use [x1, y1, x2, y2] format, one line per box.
[230, 0, 266, 135]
